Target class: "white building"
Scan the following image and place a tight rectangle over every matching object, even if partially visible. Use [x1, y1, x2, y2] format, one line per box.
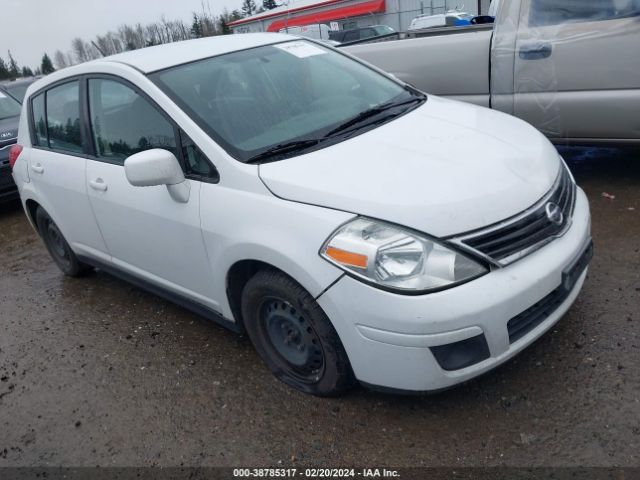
[229, 0, 492, 35]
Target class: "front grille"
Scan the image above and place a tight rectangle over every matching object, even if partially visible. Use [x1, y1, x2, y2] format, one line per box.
[507, 242, 593, 343]
[455, 165, 576, 265]
[507, 284, 571, 344]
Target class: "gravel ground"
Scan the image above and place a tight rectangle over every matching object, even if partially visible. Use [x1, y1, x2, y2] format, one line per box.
[0, 147, 638, 468]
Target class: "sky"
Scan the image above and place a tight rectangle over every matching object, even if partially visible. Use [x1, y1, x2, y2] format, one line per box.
[1, 0, 245, 70]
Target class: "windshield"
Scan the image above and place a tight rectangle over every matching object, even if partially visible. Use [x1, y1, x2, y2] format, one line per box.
[3, 83, 30, 103]
[152, 40, 423, 163]
[0, 90, 22, 120]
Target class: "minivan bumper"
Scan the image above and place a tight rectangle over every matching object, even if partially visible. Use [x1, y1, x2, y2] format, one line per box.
[317, 187, 592, 392]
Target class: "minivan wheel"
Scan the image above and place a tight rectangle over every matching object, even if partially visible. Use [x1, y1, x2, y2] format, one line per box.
[35, 207, 92, 277]
[241, 270, 354, 396]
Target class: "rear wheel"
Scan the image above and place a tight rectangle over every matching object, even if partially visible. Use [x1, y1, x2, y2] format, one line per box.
[35, 207, 92, 277]
[241, 269, 354, 396]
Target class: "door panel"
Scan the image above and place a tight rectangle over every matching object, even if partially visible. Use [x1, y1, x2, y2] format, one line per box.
[85, 161, 216, 307]
[27, 84, 108, 258]
[512, 0, 640, 141]
[29, 149, 108, 258]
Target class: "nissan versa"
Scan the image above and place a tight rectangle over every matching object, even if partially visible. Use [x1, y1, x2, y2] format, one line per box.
[10, 34, 592, 396]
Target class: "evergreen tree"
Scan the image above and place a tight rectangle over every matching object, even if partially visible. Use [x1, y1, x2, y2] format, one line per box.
[7, 51, 20, 78]
[0, 57, 9, 80]
[191, 13, 203, 38]
[41, 53, 55, 74]
[241, 0, 256, 17]
[263, 0, 278, 9]
[22, 66, 34, 77]
[219, 17, 231, 35]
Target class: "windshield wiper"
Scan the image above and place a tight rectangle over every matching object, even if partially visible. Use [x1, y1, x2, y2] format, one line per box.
[246, 139, 321, 164]
[325, 97, 423, 138]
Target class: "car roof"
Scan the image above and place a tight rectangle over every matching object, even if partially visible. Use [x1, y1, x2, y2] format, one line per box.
[101, 33, 296, 74]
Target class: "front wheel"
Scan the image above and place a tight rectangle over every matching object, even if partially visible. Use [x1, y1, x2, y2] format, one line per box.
[35, 207, 92, 277]
[241, 270, 354, 396]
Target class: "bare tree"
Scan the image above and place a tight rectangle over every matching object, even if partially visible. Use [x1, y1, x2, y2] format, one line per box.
[71, 38, 100, 63]
[53, 50, 69, 69]
[94, 32, 125, 57]
[60, 5, 233, 66]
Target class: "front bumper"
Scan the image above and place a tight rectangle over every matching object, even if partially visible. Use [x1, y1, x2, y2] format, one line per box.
[318, 187, 592, 392]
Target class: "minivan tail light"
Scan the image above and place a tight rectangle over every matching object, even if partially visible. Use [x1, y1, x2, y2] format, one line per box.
[8, 144, 23, 169]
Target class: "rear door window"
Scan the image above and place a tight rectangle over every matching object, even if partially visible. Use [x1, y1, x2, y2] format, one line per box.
[529, 0, 640, 26]
[88, 78, 178, 164]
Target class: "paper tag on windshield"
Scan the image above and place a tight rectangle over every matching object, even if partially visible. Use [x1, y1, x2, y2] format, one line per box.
[275, 41, 326, 58]
[0, 92, 6, 98]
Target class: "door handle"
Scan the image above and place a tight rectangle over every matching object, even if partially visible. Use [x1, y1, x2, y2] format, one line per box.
[89, 178, 108, 192]
[31, 163, 44, 174]
[519, 43, 553, 60]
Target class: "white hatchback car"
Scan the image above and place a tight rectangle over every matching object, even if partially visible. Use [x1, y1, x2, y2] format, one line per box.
[10, 33, 592, 396]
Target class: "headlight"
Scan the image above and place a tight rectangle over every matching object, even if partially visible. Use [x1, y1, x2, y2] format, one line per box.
[320, 218, 488, 293]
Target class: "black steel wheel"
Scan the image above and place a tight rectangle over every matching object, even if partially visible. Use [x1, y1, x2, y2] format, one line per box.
[259, 297, 326, 383]
[241, 269, 354, 396]
[35, 207, 92, 277]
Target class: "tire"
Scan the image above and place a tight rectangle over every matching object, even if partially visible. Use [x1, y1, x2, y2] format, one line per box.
[35, 207, 92, 277]
[241, 269, 354, 397]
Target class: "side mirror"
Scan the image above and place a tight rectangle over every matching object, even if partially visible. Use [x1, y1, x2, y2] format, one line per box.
[124, 149, 190, 203]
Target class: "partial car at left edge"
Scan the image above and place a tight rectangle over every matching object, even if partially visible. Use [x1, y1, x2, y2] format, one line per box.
[0, 89, 21, 202]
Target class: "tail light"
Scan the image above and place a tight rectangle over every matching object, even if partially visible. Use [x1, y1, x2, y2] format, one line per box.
[8, 144, 23, 169]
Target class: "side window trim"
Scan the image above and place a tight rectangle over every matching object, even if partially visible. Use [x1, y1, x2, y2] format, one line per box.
[176, 128, 220, 184]
[29, 93, 49, 149]
[81, 76, 96, 157]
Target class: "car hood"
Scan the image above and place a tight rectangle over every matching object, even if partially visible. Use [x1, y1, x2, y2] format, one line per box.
[0, 115, 19, 143]
[258, 96, 560, 237]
